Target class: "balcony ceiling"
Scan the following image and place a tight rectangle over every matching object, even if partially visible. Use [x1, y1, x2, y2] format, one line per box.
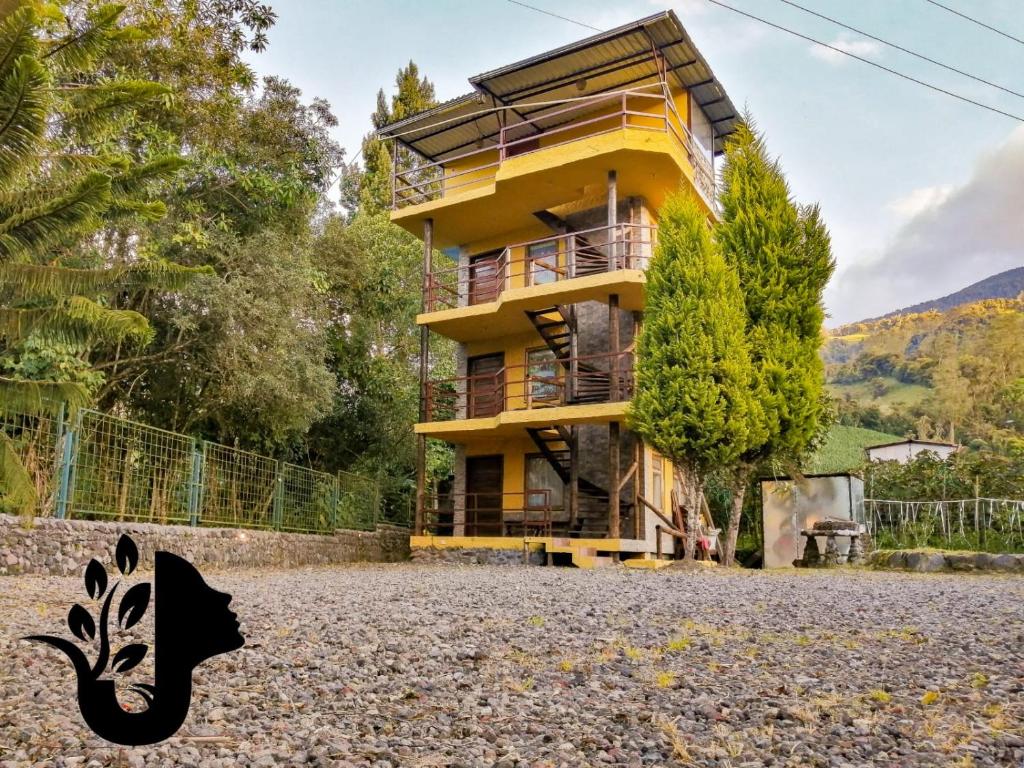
[377, 10, 739, 162]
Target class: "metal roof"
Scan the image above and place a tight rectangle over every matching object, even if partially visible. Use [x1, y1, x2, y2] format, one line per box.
[377, 10, 739, 161]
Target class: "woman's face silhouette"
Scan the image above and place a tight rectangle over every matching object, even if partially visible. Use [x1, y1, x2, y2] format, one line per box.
[155, 552, 244, 669]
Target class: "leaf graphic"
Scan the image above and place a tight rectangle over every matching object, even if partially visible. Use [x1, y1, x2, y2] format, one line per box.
[84, 559, 107, 600]
[117, 583, 150, 629]
[111, 643, 147, 673]
[67, 604, 95, 641]
[115, 535, 138, 576]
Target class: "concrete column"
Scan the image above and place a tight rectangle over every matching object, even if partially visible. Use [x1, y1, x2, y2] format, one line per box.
[607, 169, 617, 270]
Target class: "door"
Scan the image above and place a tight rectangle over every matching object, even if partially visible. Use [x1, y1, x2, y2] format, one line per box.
[467, 353, 503, 418]
[468, 250, 501, 305]
[467, 455, 503, 536]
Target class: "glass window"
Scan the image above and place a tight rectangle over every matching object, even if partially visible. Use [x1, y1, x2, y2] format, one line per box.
[528, 241, 559, 285]
[525, 455, 564, 510]
[651, 452, 664, 511]
[527, 347, 559, 404]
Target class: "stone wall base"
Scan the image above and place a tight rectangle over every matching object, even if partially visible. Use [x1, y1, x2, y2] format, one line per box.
[867, 549, 1024, 573]
[411, 546, 545, 566]
[0, 515, 410, 576]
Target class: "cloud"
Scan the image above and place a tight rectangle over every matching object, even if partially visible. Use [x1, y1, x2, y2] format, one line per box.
[886, 184, 955, 221]
[826, 125, 1024, 325]
[809, 34, 883, 65]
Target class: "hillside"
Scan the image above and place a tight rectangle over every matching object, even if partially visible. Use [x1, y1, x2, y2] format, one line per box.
[883, 266, 1024, 319]
[806, 425, 902, 474]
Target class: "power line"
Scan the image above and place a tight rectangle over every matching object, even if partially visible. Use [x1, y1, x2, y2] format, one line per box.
[773, 0, 1024, 100]
[704, 0, 1024, 122]
[505, 0, 600, 32]
[923, 0, 1024, 48]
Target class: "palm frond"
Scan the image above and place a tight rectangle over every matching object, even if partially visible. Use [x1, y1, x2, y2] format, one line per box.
[0, 54, 49, 181]
[109, 154, 187, 195]
[42, 4, 126, 74]
[0, 7, 38, 81]
[0, 171, 110, 259]
[0, 376, 88, 418]
[0, 432, 36, 517]
[0, 260, 212, 299]
[61, 79, 170, 139]
[0, 295, 152, 346]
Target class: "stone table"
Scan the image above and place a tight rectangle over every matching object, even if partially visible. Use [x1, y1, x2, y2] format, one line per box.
[799, 527, 865, 567]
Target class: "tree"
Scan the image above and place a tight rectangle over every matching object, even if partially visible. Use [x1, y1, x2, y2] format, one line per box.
[629, 192, 761, 560]
[341, 61, 436, 218]
[716, 121, 835, 566]
[0, 5, 205, 512]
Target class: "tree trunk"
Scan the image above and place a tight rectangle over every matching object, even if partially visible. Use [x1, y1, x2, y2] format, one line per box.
[680, 466, 700, 561]
[722, 470, 750, 567]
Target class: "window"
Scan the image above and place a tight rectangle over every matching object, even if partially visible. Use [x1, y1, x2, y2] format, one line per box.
[528, 241, 559, 285]
[651, 452, 664, 511]
[525, 455, 564, 510]
[526, 347, 559, 405]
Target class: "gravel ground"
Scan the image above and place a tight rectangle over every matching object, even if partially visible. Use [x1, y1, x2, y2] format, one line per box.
[1, 564, 1023, 767]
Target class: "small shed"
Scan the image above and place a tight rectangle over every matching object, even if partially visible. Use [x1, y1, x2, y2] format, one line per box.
[864, 438, 960, 464]
[760, 473, 865, 569]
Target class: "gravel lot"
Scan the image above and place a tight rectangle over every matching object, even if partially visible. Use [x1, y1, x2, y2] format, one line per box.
[2, 564, 1022, 767]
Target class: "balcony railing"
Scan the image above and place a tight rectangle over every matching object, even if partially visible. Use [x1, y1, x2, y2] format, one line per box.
[423, 350, 634, 422]
[425, 223, 656, 312]
[392, 89, 715, 210]
[423, 490, 554, 537]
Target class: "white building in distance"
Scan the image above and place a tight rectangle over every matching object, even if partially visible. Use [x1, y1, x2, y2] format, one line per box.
[865, 438, 960, 464]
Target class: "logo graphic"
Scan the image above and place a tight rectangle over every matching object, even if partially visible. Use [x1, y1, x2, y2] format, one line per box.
[25, 535, 244, 746]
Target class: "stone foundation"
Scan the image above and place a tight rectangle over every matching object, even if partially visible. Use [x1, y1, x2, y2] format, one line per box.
[411, 546, 544, 566]
[0, 515, 410, 576]
[867, 549, 1024, 573]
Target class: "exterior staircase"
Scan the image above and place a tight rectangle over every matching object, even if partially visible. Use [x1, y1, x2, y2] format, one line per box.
[524, 306, 611, 404]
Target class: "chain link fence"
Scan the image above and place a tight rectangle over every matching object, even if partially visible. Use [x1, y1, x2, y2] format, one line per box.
[2, 407, 395, 535]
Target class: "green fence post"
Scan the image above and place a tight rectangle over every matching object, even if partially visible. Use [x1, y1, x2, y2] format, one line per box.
[273, 461, 285, 530]
[188, 440, 203, 526]
[53, 402, 70, 519]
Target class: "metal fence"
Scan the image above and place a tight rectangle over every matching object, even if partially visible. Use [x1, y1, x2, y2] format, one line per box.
[866, 498, 1024, 552]
[2, 407, 398, 535]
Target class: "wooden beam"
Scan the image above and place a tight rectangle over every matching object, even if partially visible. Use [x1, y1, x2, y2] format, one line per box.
[609, 421, 621, 543]
[415, 218, 434, 536]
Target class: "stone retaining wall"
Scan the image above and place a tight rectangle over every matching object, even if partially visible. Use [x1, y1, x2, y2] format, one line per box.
[867, 549, 1024, 573]
[0, 515, 410, 576]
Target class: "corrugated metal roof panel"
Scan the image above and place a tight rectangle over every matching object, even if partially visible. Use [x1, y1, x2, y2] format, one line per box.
[377, 9, 739, 159]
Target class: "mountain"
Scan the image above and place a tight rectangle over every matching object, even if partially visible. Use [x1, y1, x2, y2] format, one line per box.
[880, 266, 1024, 320]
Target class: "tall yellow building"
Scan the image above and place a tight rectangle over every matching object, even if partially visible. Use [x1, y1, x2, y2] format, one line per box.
[378, 11, 739, 566]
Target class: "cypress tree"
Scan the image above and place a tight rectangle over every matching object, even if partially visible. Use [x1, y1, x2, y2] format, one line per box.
[629, 192, 762, 560]
[717, 121, 835, 566]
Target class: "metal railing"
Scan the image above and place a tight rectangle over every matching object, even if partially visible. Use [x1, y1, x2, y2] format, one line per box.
[424, 350, 634, 422]
[423, 490, 554, 537]
[392, 89, 715, 210]
[1, 407, 392, 535]
[425, 223, 656, 312]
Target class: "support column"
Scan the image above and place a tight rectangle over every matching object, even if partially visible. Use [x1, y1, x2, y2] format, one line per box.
[569, 425, 579, 531]
[609, 294, 620, 400]
[607, 169, 617, 269]
[609, 421, 620, 544]
[415, 218, 434, 536]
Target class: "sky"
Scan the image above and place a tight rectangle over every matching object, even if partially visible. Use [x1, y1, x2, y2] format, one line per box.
[243, 0, 1024, 326]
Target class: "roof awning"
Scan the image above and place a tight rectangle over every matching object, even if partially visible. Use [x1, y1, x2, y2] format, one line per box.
[378, 10, 739, 162]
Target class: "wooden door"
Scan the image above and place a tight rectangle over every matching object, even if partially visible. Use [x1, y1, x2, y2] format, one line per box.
[467, 455, 503, 536]
[468, 251, 501, 305]
[467, 353, 503, 418]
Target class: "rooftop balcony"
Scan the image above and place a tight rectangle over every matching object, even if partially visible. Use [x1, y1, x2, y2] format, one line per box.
[389, 90, 716, 247]
[420, 224, 653, 341]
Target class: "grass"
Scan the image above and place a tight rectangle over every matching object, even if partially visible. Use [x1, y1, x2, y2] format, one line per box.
[828, 378, 933, 411]
[806, 424, 903, 474]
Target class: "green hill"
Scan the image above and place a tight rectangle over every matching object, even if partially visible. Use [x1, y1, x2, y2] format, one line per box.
[806, 425, 901, 474]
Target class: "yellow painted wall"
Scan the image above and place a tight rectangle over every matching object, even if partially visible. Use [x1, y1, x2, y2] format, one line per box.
[466, 329, 565, 412]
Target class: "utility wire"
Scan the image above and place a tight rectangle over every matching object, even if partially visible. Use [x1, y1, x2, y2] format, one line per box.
[505, 0, 600, 32]
[923, 0, 1024, 47]
[705, 0, 1024, 122]
[773, 0, 1024, 100]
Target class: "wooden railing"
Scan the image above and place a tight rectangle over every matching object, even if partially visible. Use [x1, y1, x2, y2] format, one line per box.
[423, 350, 634, 422]
[422, 490, 553, 537]
[392, 89, 715, 210]
[424, 223, 656, 312]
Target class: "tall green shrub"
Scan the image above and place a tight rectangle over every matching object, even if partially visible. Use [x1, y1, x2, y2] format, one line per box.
[629, 192, 762, 560]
